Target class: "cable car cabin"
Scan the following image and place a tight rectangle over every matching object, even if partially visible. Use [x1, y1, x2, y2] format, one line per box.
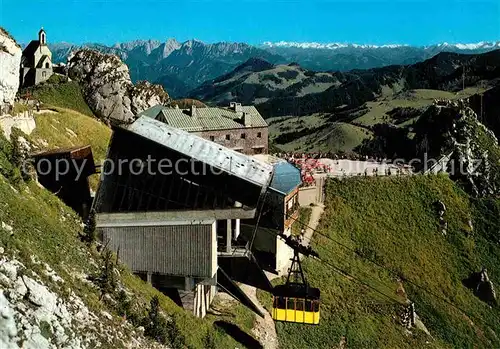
[272, 283, 320, 325]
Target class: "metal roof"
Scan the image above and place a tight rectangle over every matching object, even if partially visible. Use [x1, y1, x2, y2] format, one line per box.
[138, 105, 268, 132]
[124, 116, 274, 188]
[138, 104, 164, 119]
[253, 154, 301, 195]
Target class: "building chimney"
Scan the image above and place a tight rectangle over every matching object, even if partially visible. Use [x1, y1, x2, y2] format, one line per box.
[229, 102, 242, 113]
[190, 104, 197, 117]
[241, 112, 251, 126]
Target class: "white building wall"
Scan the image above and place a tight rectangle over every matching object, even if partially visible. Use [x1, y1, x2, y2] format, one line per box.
[275, 226, 294, 274]
[211, 221, 217, 277]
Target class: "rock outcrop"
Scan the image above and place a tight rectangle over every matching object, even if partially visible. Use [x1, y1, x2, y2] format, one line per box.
[463, 268, 497, 305]
[0, 28, 21, 112]
[0, 251, 166, 349]
[414, 99, 500, 196]
[67, 49, 170, 123]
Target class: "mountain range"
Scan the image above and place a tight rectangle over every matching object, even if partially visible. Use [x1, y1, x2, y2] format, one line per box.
[190, 49, 500, 117]
[48, 40, 283, 97]
[261, 41, 500, 72]
[46, 39, 500, 97]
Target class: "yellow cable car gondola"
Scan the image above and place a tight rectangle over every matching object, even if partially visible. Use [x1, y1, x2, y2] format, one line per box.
[272, 249, 321, 325]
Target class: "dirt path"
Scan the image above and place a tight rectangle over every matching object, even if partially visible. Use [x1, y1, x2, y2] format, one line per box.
[301, 203, 324, 247]
[240, 282, 279, 349]
[34, 109, 58, 115]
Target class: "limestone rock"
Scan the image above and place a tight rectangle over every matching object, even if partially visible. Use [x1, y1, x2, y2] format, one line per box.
[0, 291, 18, 349]
[11, 277, 27, 302]
[1, 222, 13, 235]
[23, 275, 57, 308]
[0, 273, 10, 288]
[67, 49, 170, 123]
[0, 28, 21, 110]
[463, 268, 497, 305]
[418, 99, 500, 196]
[0, 259, 18, 280]
[1, 250, 168, 348]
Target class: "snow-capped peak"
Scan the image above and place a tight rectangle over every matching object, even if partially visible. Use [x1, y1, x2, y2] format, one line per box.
[262, 41, 408, 49]
[436, 41, 500, 50]
[262, 41, 349, 49]
[262, 41, 500, 50]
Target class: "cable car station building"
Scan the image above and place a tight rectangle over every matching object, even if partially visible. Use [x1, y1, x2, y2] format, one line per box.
[93, 116, 275, 318]
[241, 154, 301, 274]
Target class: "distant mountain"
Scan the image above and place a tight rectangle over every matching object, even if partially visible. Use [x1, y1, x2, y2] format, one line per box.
[46, 38, 500, 98]
[262, 41, 500, 50]
[48, 39, 284, 98]
[260, 41, 500, 71]
[189, 50, 500, 118]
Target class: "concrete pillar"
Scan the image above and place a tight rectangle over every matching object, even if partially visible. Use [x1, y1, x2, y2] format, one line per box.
[205, 285, 210, 315]
[210, 285, 216, 304]
[201, 285, 206, 318]
[234, 219, 240, 239]
[193, 289, 197, 317]
[193, 284, 208, 318]
[146, 272, 152, 285]
[226, 219, 232, 253]
[194, 285, 199, 317]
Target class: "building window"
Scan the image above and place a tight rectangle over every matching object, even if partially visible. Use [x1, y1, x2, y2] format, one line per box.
[225, 134, 230, 140]
[257, 132, 262, 138]
[241, 133, 246, 139]
[253, 147, 263, 154]
[42, 71, 47, 78]
[45, 62, 50, 68]
[210, 136, 215, 141]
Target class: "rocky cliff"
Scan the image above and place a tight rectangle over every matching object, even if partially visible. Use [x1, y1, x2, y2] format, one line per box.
[0, 28, 21, 108]
[0, 252, 165, 349]
[67, 49, 170, 123]
[413, 99, 500, 196]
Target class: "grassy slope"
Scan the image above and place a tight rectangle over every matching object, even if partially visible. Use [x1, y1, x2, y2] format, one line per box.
[269, 113, 371, 153]
[258, 175, 500, 348]
[310, 122, 371, 153]
[23, 80, 94, 117]
[31, 108, 110, 160]
[267, 87, 489, 154]
[354, 88, 487, 127]
[1, 128, 253, 349]
[30, 108, 111, 189]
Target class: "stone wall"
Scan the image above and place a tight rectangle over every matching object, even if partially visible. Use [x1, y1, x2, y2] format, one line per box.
[194, 126, 268, 155]
[299, 186, 319, 206]
[0, 112, 36, 139]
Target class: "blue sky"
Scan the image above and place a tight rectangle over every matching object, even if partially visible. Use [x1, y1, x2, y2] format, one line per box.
[1, 0, 499, 45]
